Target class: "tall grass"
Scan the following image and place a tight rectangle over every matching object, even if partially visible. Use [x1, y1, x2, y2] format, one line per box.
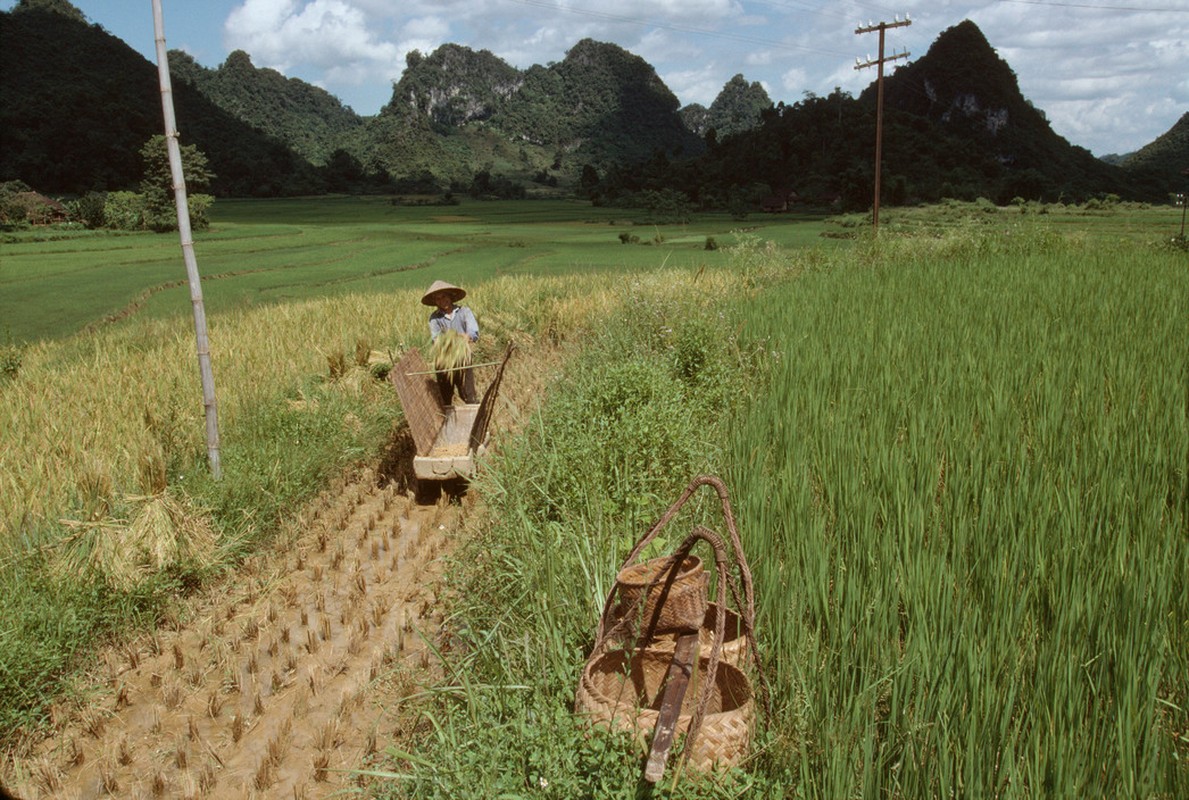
[726, 229, 1188, 796]
[0, 271, 632, 548]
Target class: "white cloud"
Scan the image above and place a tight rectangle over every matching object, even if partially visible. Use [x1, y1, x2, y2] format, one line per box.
[208, 0, 1185, 153]
[225, 0, 399, 83]
[664, 66, 727, 106]
[744, 50, 774, 67]
[567, 0, 737, 20]
[402, 15, 450, 42]
[780, 67, 808, 97]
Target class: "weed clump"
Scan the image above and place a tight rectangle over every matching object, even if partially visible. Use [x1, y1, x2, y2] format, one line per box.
[0, 343, 21, 380]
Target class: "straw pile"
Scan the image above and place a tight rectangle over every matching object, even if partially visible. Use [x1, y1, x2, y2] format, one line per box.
[54, 493, 219, 590]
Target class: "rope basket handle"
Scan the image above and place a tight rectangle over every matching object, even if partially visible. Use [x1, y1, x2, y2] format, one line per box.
[597, 476, 756, 650]
[624, 475, 755, 626]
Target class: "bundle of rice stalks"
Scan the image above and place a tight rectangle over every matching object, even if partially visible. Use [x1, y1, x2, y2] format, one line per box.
[430, 330, 472, 372]
[55, 492, 219, 590]
[365, 349, 394, 382]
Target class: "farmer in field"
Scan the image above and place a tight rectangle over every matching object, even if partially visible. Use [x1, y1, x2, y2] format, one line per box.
[423, 279, 479, 405]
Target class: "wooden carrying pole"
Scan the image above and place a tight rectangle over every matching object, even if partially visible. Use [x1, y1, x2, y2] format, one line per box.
[151, 0, 221, 479]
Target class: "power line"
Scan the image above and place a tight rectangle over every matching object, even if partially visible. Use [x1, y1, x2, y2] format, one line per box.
[996, 0, 1188, 11]
[746, 0, 865, 21]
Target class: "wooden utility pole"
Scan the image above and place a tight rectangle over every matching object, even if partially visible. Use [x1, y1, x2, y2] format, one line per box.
[855, 17, 911, 232]
[151, 0, 222, 479]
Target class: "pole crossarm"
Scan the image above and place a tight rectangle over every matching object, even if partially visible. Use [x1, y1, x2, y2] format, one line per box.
[853, 18, 912, 71]
[854, 19, 912, 35]
[854, 50, 910, 71]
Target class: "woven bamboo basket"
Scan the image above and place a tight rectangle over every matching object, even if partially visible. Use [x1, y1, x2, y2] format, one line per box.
[574, 647, 754, 772]
[628, 604, 750, 668]
[610, 555, 708, 635]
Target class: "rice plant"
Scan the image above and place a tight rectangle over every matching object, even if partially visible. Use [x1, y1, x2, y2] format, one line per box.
[380, 225, 1186, 798]
[0, 268, 661, 743]
[725, 229, 1188, 796]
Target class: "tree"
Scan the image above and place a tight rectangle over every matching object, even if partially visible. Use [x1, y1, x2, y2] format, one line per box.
[138, 134, 214, 231]
[706, 74, 771, 139]
[324, 149, 364, 192]
[579, 164, 600, 196]
[641, 188, 693, 224]
[0, 180, 33, 225]
[13, 0, 87, 22]
[69, 191, 107, 229]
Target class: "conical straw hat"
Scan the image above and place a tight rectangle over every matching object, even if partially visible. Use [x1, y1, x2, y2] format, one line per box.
[421, 279, 467, 305]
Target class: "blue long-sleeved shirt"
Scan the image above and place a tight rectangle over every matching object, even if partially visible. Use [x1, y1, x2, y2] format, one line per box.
[428, 305, 479, 342]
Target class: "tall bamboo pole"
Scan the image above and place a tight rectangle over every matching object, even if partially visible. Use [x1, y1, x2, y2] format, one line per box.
[151, 0, 221, 479]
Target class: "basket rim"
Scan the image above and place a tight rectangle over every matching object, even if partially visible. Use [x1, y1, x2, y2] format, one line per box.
[615, 554, 703, 588]
[580, 648, 754, 717]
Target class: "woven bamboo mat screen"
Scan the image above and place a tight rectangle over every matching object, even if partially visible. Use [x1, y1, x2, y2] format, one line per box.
[389, 348, 445, 456]
[469, 345, 513, 452]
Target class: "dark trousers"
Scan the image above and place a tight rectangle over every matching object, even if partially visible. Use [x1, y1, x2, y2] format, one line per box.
[437, 367, 476, 405]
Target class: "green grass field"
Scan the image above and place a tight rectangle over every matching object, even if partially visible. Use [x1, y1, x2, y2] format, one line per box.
[1, 197, 837, 343]
[1, 197, 1185, 797]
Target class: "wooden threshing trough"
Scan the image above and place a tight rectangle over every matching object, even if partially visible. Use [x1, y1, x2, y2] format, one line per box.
[388, 346, 511, 492]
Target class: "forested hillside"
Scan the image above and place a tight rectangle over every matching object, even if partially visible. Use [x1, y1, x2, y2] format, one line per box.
[1120, 113, 1189, 194]
[0, 0, 322, 196]
[494, 39, 703, 166]
[583, 21, 1163, 209]
[354, 38, 704, 187]
[357, 44, 542, 187]
[169, 50, 365, 167]
[868, 20, 1141, 202]
[681, 74, 772, 139]
[1, 1, 1180, 208]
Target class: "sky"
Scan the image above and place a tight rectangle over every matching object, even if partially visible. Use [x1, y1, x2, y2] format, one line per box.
[6, 0, 1187, 157]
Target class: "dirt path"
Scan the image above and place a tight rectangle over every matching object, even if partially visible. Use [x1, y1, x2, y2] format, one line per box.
[5, 467, 462, 800]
